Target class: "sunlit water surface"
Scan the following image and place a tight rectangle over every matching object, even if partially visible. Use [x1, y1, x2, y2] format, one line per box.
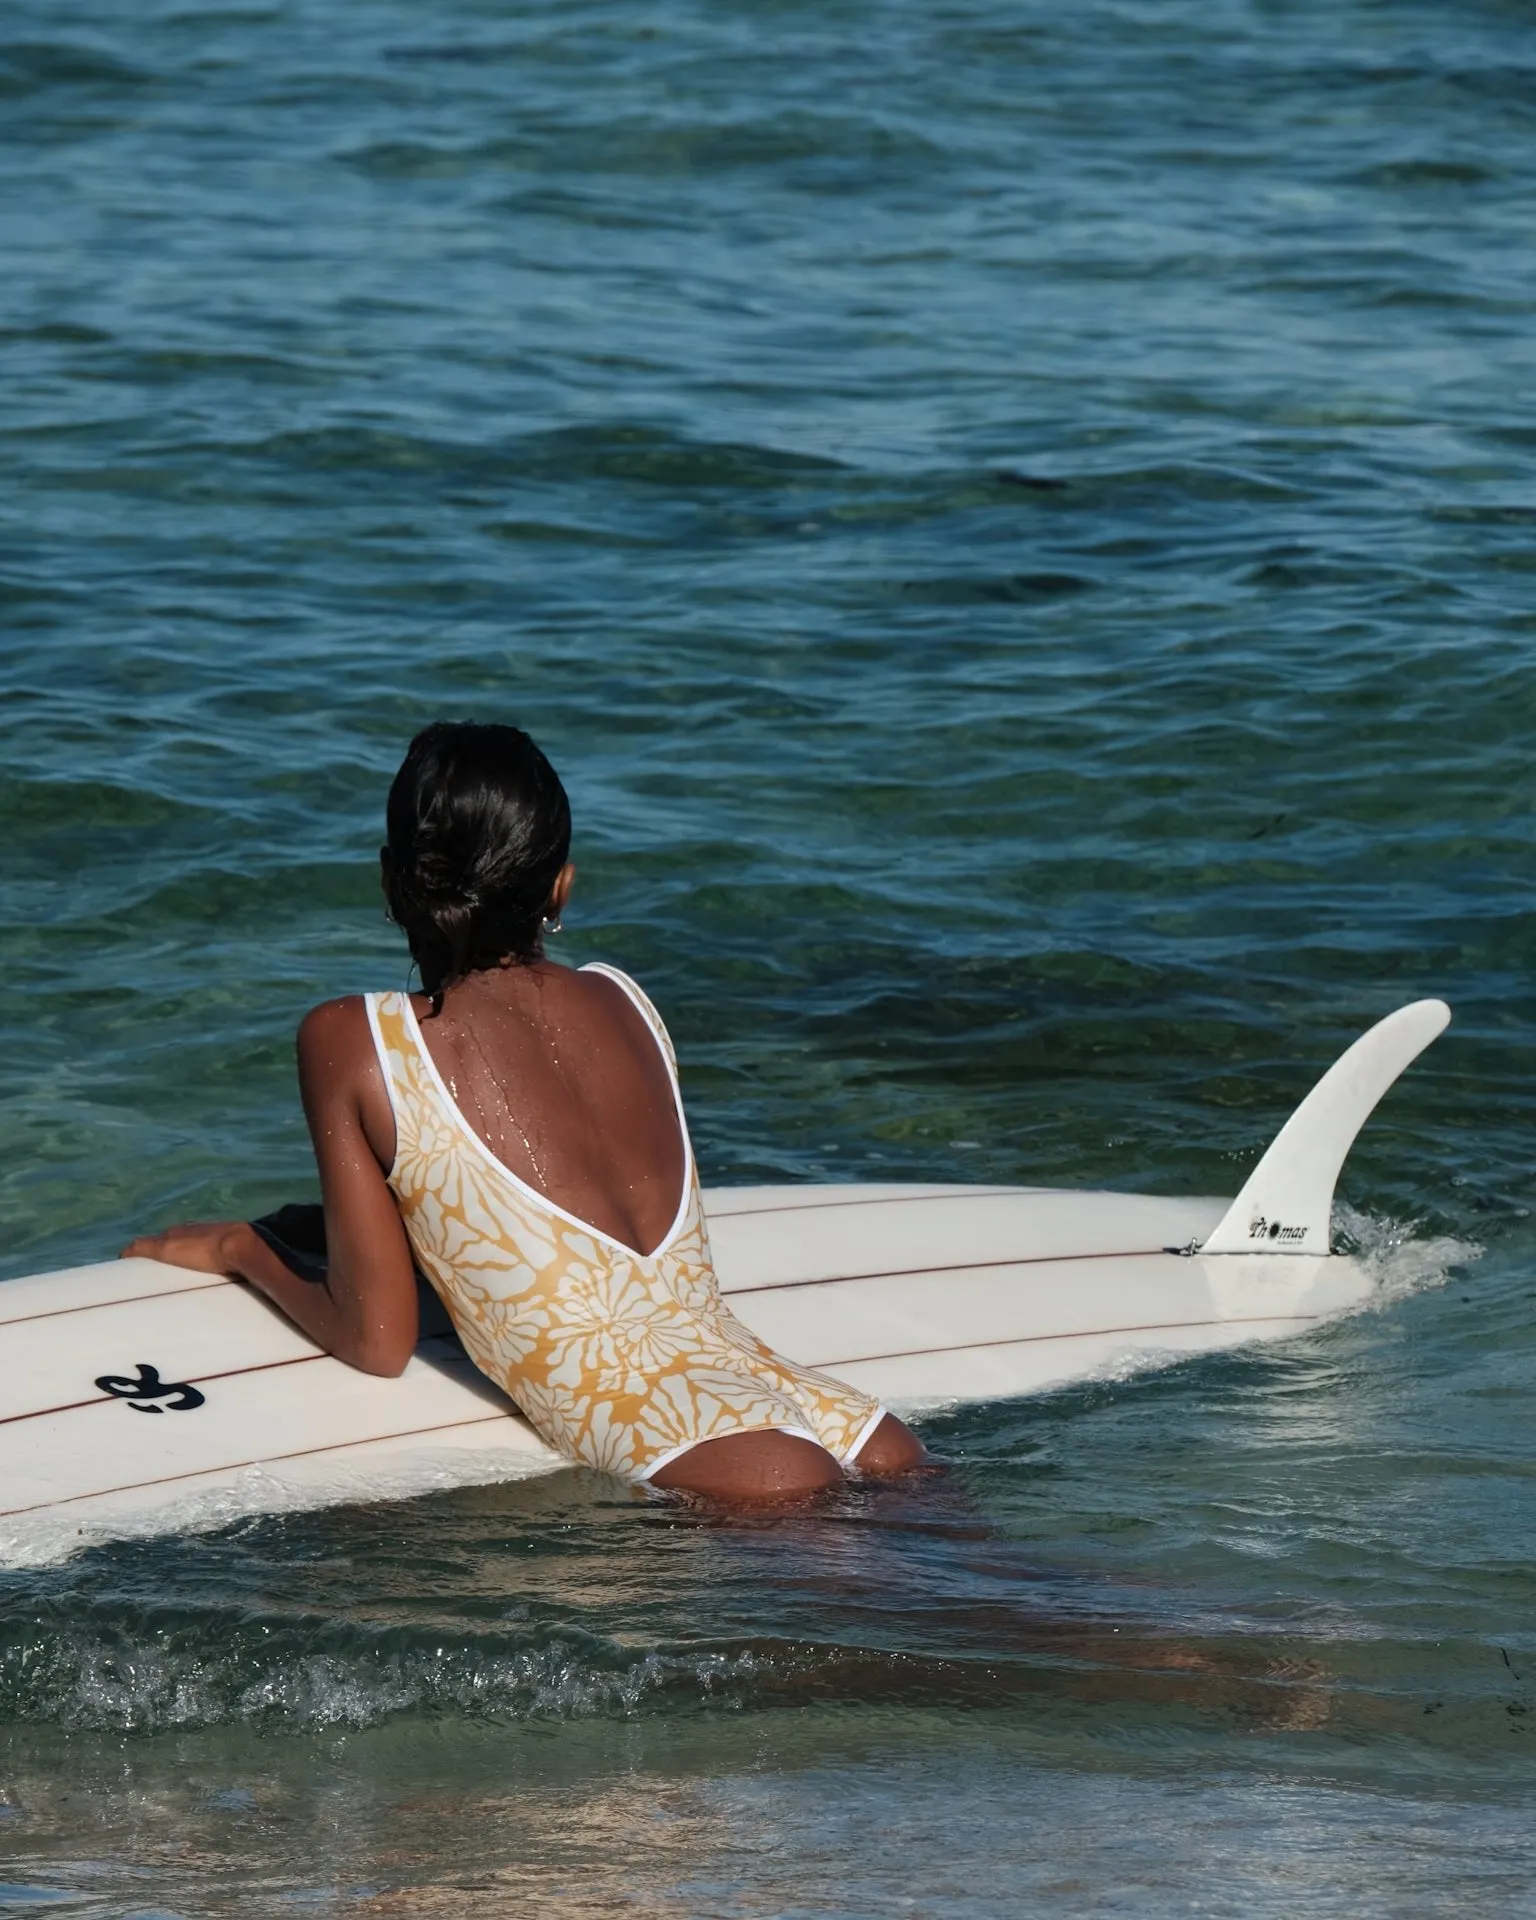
[1, 0, 1533, 1912]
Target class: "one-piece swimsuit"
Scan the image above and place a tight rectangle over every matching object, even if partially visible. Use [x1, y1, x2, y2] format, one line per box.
[364, 965, 887, 1481]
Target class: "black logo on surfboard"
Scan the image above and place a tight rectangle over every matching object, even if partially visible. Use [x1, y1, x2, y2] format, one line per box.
[1247, 1215, 1308, 1245]
[94, 1363, 205, 1413]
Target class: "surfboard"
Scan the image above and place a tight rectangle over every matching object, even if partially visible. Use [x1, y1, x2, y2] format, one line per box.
[0, 1001, 1449, 1562]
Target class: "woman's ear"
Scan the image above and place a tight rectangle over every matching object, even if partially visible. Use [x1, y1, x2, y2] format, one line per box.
[548, 862, 575, 918]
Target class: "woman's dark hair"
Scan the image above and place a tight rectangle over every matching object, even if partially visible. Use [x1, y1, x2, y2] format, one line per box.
[384, 721, 571, 1010]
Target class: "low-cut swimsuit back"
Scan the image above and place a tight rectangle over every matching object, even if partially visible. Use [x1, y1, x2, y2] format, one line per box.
[364, 964, 888, 1482]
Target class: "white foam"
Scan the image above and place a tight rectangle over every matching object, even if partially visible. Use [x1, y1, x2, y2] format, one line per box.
[1331, 1203, 1480, 1307]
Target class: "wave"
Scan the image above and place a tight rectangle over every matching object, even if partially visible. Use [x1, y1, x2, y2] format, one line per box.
[0, 1612, 1380, 1738]
[0, 1616, 772, 1734]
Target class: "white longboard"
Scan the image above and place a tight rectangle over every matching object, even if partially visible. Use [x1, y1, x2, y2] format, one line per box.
[0, 1001, 1449, 1561]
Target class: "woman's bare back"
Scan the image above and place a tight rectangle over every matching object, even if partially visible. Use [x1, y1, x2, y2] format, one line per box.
[410, 962, 687, 1258]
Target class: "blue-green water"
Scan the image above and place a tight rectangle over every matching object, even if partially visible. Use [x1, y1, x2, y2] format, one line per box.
[2, 0, 1534, 1910]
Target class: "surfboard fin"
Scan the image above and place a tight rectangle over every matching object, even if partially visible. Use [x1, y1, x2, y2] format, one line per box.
[1198, 999, 1451, 1256]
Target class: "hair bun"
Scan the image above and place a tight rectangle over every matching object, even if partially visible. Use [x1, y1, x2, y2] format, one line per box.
[383, 722, 571, 1011]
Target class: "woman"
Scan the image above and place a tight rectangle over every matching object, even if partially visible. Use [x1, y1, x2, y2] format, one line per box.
[125, 722, 924, 1501]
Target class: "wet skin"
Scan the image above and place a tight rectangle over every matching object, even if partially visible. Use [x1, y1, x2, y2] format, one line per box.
[125, 864, 926, 1503]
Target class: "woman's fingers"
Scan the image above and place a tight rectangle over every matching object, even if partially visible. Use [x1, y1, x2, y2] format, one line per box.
[119, 1222, 240, 1273]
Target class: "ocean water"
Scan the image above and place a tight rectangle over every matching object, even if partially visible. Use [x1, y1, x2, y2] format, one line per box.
[2, 0, 1534, 1910]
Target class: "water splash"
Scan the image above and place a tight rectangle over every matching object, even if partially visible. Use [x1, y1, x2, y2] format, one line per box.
[0, 1620, 768, 1734]
[1332, 1204, 1480, 1307]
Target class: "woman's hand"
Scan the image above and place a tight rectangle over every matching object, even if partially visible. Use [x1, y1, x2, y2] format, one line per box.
[121, 1221, 244, 1273]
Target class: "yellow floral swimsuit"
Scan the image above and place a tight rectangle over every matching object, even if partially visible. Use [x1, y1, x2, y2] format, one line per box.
[365, 965, 887, 1481]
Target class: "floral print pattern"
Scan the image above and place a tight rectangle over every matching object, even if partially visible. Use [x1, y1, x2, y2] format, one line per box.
[366, 966, 884, 1480]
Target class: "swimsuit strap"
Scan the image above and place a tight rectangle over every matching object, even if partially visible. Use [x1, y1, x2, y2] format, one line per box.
[578, 962, 682, 1082]
[362, 989, 413, 1181]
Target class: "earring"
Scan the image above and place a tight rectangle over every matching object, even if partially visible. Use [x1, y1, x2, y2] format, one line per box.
[542, 915, 563, 936]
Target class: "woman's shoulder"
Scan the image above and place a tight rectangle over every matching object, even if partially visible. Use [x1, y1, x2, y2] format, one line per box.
[293, 997, 398, 1155]
[296, 994, 377, 1065]
[575, 961, 665, 1019]
[572, 962, 676, 1062]
[575, 958, 649, 997]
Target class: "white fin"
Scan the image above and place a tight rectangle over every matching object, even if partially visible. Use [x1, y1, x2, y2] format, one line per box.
[1199, 999, 1451, 1256]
